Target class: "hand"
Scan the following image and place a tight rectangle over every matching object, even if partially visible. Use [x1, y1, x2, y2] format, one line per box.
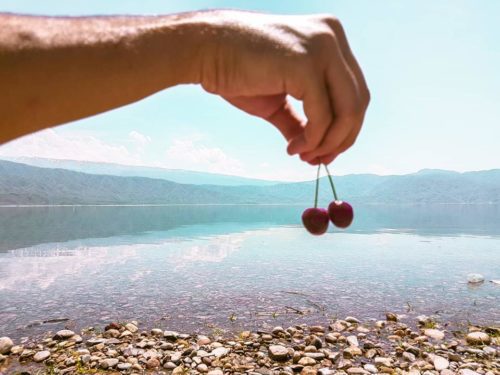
[196, 11, 370, 165]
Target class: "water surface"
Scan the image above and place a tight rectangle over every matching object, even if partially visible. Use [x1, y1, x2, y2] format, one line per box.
[0, 205, 499, 339]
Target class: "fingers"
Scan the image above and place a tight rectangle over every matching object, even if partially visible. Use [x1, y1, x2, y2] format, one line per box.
[224, 94, 304, 141]
[289, 16, 369, 164]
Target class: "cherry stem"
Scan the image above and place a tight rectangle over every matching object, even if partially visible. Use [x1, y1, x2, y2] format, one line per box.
[314, 164, 320, 208]
[324, 164, 339, 201]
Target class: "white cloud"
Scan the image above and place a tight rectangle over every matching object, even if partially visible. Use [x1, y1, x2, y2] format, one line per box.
[129, 130, 151, 147]
[164, 137, 244, 175]
[0, 128, 143, 165]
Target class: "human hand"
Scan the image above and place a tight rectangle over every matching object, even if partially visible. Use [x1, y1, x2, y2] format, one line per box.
[196, 11, 370, 165]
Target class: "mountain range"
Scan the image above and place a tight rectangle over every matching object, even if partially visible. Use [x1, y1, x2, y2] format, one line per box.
[0, 158, 499, 205]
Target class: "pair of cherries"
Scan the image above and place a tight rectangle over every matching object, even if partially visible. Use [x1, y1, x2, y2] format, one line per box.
[302, 164, 354, 235]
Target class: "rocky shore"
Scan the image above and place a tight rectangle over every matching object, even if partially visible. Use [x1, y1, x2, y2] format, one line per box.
[0, 314, 498, 375]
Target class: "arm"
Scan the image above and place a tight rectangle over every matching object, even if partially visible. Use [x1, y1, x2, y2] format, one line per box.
[0, 10, 369, 164]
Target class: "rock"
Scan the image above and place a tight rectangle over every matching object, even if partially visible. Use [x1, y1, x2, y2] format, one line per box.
[0, 354, 5, 363]
[125, 323, 138, 333]
[318, 369, 334, 375]
[103, 329, 120, 338]
[343, 346, 362, 358]
[33, 350, 50, 362]
[268, 345, 289, 361]
[402, 351, 416, 362]
[80, 354, 91, 365]
[491, 279, 500, 285]
[100, 358, 119, 369]
[440, 370, 454, 375]
[375, 320, 386, 329]
[164, 330, 179, 341]
[304, 352, 325, 360]
[309, 325, 325, 333]
[347, 368, 369, 374]
[298, 356, 317, 366]
[105, 322, 121, 331]
[54, 330, 75, 340]
[151, 328, 163, 336]
[211, 347, 229, 358]
[458, 370, 481, 375]
[146, 358, 160, 369]
[207, 370, 223, 375]
[301, 368, 318, 375]
[424, 329, 445, 340]
[172, 366, 187, 375]
[117, 363, 132, 371]
[386, 312, 398, 322]
[197, 335, 211, 345]
[0, 337, 14, 354]
[364, 364, 378, 373]
[197, 363, 208, 372]
[325, 333, 337, 344]
[347, 335, 359, 347]
[467, 273, 484, 284]
[433, 355, 449, 370]
[374, 357, 392, 367]
[10, 345, 23, 354]
[345, 316, 361, 324]
[120, 330, 132, 338]
[163, 361, 177, 369]
[466, 331, 491, 345]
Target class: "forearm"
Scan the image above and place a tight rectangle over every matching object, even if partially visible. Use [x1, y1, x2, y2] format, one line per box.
[0, 13, 205, 143]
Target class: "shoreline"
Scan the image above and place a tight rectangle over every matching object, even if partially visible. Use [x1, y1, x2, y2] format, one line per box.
[0, 315, 498, 375]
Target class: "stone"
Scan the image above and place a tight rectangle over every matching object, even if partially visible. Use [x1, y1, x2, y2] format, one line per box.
[347, 368, 369, 374]
[459, 370, 481, 375]
[0, 354, 5, 363]
[105, 322, 121, 331]
[374, 357, 392, 367]
[268, 345, 289, 361]
[467, 274, 484, 284]
[386, 312, 398, 322]
[54, 330, 75, 340]
[301, 368, 318, 375]
[318, 369, 334, 375]
[402, 351, 416, 362]
[424, 329, 445, 340]
[103, 329, 120, 338]
[146, 358, 160, 369]
[117, 363, 132, 370]
[345, 316, 361, 324]
[120, 330, 132, 338]
[151, 328, 163, 336]
[433, 355, 449, 370]
[211, 347, 229, 358]
[347, 335, 359, 347]
[325, 333, 337, 344]
[343, 346, 362, 358]
[197, 363, 208, 372]
[33, 350, 51, 362]
[163, 361, 177, 369]
[304, 352, 325, 360]
[298, 356, 316, 366]
[466, 331, 491, 345]
[207, 370, 223, 375]
[364, 364, 378, 373]
[197, 335, 211, 345]
[100, 358, 119, 369]
[0, 337, 14, 354]
[124, 323, 138, 333]
[440, 370, 454, 375]
[164, 330, 179, 341]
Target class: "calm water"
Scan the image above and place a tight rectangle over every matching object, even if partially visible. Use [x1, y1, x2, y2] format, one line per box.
[0, 205, 499, 340]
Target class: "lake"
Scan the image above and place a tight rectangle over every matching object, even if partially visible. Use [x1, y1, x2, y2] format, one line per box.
[0, 205, 499, 340]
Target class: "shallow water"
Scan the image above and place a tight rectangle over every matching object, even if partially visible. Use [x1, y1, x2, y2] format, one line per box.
[0, 205, 499, 339]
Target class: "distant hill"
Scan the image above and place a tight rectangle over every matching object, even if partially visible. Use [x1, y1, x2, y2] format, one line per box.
[0, 160, 499, 205]
[0, 156, 280, 186]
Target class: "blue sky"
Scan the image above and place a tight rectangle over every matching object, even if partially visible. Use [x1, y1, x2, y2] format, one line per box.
[1, 0, 499, 181]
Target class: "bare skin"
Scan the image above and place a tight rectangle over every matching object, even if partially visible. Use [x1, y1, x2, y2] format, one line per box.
[0, 10, 369, 165]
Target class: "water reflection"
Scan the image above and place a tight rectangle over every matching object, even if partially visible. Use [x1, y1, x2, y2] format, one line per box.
[0, 205, 499, 340]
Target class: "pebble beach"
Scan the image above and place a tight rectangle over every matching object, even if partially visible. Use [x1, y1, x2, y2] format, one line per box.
[0, 314, 498, 375]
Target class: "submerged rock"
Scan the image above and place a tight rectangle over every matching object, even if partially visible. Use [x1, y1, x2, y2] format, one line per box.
[0, 337, 13, 354]
[467, 273, 484, 284]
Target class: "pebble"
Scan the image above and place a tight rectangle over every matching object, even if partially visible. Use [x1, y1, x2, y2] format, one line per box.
[467, 273, 484, 284]
[100, 358, 119, 369]
[117, 363, 132, 370]
[345, 316, 361, 324]
[268, 345, 289, 361]
[124, 323, 138, 333]
[211, 346, 229, 358]
[364, 364, 378, 373]
[207, 370, 223, 375]
[33, 350, 50, 362]
[298, 356, 317, 366]
[433, 355, 450, 370]
[54, 330, 75, 340]
[347, 335, 359, 347]
[0, 337, 14, 354]
[424, 328, 445, 340]
[466, 331, 491, 345]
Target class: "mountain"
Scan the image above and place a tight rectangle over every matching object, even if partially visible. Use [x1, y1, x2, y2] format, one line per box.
[0, 160, 499, 205]
[0, 156, 279, 186]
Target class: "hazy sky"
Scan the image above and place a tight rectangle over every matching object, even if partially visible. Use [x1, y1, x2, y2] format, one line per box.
[1, 1, 499, 181]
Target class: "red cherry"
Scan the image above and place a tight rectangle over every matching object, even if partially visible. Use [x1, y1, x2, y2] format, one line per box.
[302, 207, 329, 235]
[328, 200, 354, 228]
